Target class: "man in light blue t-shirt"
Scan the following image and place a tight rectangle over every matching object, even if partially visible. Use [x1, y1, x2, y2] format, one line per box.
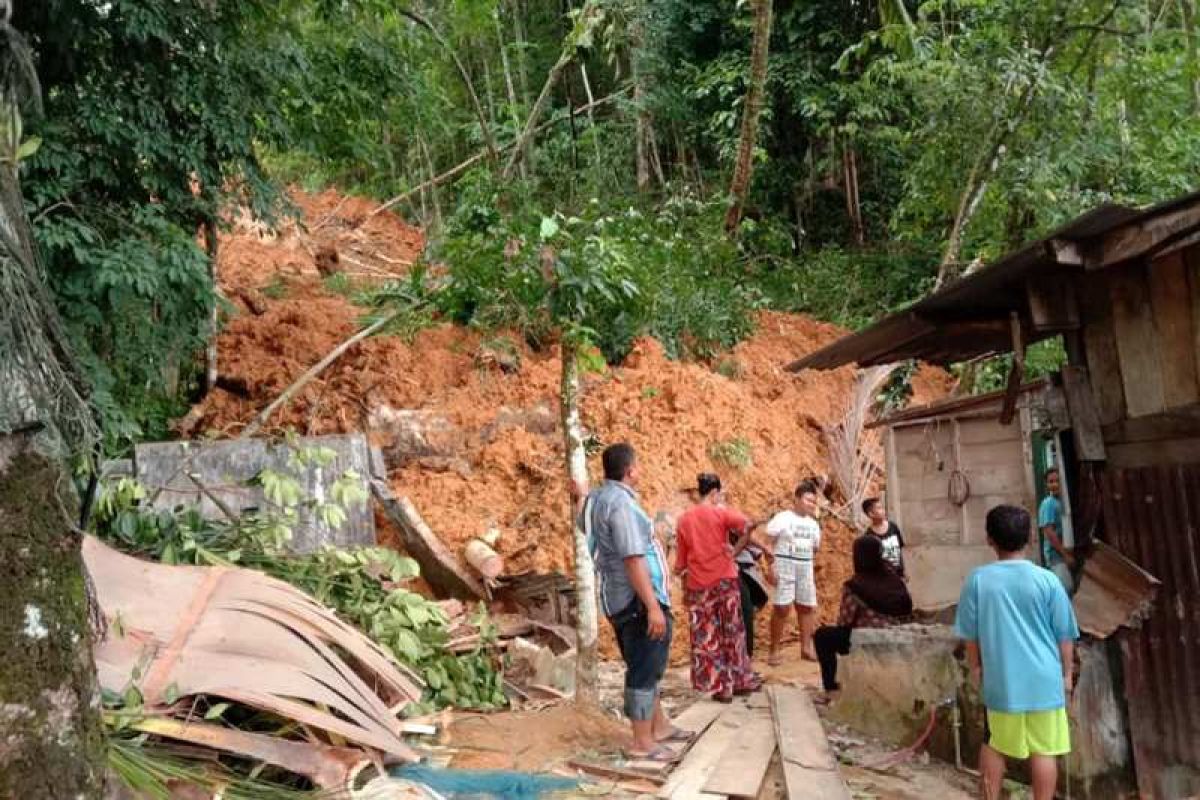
[955, 504, 1079, 800]
[1037, 468, 1073, 591]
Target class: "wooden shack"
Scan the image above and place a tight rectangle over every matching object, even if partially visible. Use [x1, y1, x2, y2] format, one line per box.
[872, 383, 1049, 610]
[788, 192, 1200, 799]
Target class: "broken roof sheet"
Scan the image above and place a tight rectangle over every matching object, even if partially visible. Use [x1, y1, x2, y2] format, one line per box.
[786, 191, 1200, 371]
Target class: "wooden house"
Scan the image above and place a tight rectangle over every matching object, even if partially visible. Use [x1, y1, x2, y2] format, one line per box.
[788, 192, 1200, 799]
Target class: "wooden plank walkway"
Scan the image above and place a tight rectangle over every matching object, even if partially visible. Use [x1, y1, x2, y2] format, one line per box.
[702, 701, 776, 797]
[768, 686, 852, 800]
[658, 705, 749, 799]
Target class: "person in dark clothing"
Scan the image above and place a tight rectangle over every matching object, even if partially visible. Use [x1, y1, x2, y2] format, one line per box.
[862, 497, 905, 578]
[729, 518, 773, 656]
[813, 535, 913, 698]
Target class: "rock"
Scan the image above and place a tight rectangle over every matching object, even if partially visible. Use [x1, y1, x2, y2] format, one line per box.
[368, 407, 465, 470]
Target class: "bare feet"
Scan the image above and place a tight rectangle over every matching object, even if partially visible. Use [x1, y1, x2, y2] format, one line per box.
[768, 650, 783, 667]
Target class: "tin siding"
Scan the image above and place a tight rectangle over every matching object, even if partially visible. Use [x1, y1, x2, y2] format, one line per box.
[1102, 465, 1200, 799]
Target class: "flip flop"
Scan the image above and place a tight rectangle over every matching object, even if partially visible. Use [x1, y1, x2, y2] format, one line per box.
[626, 745, 682, 763]
[656, 727, 695, 744]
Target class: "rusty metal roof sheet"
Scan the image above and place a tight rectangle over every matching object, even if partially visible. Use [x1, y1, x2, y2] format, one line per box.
[1073, 541, 1160, 638]
[786, 191, 1200, 372]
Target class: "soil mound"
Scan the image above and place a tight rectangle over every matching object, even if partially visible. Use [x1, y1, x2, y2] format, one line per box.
[189, 188, 952, 662]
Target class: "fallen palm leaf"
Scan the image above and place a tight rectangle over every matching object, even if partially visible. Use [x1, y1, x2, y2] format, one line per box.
[85, 536, 423, 763]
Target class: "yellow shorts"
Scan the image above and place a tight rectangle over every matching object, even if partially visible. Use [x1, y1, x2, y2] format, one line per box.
[985, 708, 1070, 759]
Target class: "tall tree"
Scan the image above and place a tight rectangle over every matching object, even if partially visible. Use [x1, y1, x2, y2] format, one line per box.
[0, 11, 107, 795]
[724, 0, 774, 233]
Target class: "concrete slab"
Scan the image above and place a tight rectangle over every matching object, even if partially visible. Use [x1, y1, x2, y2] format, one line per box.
[134, 434, 375, 553]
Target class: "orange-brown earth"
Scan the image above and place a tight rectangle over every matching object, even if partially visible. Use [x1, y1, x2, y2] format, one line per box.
[189, 188, 951, 663]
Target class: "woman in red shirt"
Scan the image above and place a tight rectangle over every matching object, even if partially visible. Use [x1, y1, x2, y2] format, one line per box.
[675, 474, 762, 702]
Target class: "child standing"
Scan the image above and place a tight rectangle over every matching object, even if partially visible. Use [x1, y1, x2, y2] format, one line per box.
[954, 504, 1079, 800]
[766, 479, 822, 665]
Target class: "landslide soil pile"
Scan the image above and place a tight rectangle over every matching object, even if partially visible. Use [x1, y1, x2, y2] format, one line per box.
[189, 188, 951, 658]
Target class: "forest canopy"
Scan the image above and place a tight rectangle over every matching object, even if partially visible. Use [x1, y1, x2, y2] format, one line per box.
[13, 0, 1200, 452]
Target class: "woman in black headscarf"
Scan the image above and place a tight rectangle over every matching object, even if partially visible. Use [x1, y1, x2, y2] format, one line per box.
[813, 534, 913, 698]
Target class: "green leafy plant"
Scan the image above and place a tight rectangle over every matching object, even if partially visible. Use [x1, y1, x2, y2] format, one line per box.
[709, 436, 753, 469]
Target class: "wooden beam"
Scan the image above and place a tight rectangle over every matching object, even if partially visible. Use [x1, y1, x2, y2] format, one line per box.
[370, 480, 487, 600]
[1045, 238, 1083, 265]
[1101, 403, 1200, 444]
[1091, 200, 1200, 269]
[1025, 275, 1080, 332]
[1060, 366, 1106, 461]
[1000, 313, 1025, 425]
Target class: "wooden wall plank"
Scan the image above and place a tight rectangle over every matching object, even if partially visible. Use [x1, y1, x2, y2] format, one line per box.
[1109, 262, 1166, 418]
[1061, 365, 1107, 461]
[1148, 251, 1199, 409]
[1081, 277, 1126, 426]
[1187, 245, 1200, 381]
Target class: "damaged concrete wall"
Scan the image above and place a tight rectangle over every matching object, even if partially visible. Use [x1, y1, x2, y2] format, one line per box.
[829, 625, 1134, 798]
[134, 434, 375, 553]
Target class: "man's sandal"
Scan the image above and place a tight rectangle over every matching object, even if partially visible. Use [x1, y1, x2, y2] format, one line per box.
[656, 727, 695, 744]
[626, 745, 681, 763]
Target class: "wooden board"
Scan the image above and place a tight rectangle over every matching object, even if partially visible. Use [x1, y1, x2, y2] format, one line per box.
[768, 686, 833, 772]
[1109, 262, 1166, 418]
[703, 705, 776, 797]
[671, 699, 726, 735]
[658, 705, 748, 799]
[1061, 365, 1107, 461]
[1148, 251, 1200, 408]
[769, 686, 852, 800]
[1080, 277, 1126, 426]
[1187, 245, 1200, 386]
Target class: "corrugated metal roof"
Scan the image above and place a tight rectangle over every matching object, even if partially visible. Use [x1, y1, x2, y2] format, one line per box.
[785, 191, 1200, 372]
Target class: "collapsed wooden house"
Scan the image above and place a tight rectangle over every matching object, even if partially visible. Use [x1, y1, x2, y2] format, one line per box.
[788, 192, 1200, 799]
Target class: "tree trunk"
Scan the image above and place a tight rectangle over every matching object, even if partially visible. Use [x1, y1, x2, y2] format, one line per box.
[842, 144, 864, 245]
[203, 217, 219, 395]
[579, 62, 603, 170]
[494, 6, 528, 180]
[0, 429, 107, 798]
[1183, 0, 1200, 113]
[502, 48, 574, 179]
[560, 343, 598, 705]
[629, 2, 663, 191]
[512, 0, 535, 173]
[399, 8, 500, 166]
[724, 0, 774, 233]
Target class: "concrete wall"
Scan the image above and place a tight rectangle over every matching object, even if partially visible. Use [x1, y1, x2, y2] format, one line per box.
[828, 625, 1134, 798]
[134, 434, 376, 553]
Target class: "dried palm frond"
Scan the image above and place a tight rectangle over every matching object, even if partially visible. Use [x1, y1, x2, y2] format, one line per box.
[823, 365, 896, 528]
[85, 537, 423, 764]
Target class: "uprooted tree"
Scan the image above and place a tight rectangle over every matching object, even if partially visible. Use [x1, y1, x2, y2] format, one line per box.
[0, 13, 107, 797]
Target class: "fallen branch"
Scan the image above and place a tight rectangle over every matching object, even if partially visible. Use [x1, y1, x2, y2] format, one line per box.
[238, 307, 406, 439]
[370, 89, 629, 219]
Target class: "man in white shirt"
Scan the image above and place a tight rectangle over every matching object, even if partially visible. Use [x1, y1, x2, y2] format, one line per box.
[766, 479, 822, 665]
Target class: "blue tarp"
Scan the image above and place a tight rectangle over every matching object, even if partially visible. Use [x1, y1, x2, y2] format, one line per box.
[390, 765, 579, 800]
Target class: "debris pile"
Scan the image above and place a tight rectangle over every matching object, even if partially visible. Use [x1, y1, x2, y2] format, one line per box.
[185, 188, 951, 656]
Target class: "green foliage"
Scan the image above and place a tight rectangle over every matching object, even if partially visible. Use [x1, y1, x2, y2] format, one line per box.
[963, 337, 1069, 395]
[436, 181, 767, 362]
[17, 1, 297, 452]
[709, 436, 753, 470]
